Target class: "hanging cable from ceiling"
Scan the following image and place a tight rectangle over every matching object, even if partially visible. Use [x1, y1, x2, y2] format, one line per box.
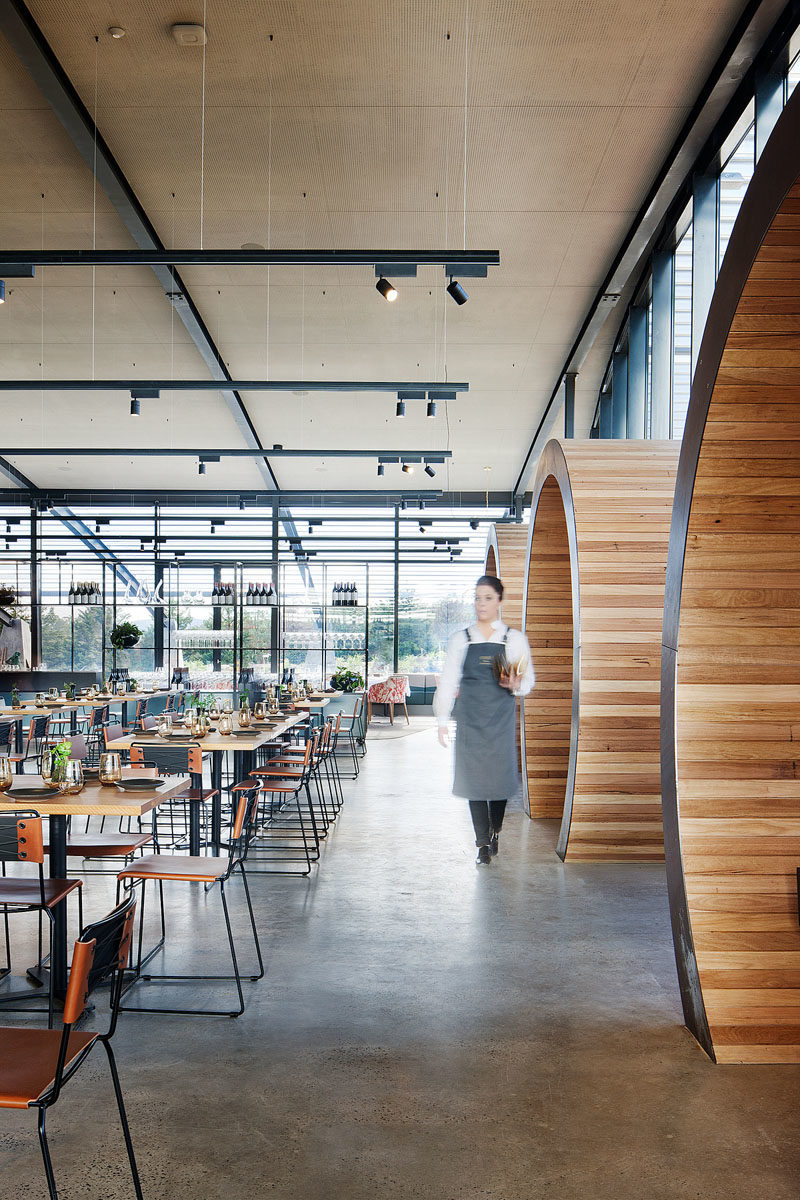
[91, 34, 99, 382]
[199, 0, 208, 250]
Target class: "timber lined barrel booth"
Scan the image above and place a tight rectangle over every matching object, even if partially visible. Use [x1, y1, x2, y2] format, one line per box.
[522, 439, 679, 857]
[484, 523, 528, 773]
[661, 86, 800, 1065]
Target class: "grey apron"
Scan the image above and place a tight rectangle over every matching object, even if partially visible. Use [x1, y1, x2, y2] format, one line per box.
[453, 628, 519, 801]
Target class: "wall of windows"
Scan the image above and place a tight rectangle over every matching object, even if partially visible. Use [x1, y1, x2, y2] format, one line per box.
[591, 35, 800, 444]
[0, 500, 511, 686]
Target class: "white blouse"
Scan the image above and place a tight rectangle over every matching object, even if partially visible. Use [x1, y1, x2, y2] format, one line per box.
[433, 620, 535, 727]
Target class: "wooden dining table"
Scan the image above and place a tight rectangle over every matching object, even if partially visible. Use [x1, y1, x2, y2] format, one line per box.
[0, 770, 189, 1000]
[0, 697, 109, 753]
[114, 712, 305, 851]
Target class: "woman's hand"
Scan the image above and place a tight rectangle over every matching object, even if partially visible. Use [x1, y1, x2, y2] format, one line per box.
[499, 668, 521, 691]
[437, 726, 450, 747]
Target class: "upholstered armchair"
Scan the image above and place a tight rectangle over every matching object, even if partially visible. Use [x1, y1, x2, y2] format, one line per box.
[366, 674, 410, 725]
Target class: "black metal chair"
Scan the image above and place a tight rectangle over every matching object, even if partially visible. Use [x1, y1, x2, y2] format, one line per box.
[9, 715, 51, 774]
[0, 895, 143, 1200]
[248, 737, 321, 876]
[0, 812, 83, 1027]
[129, 742, 217, 851]
[117, 782, 264, 1017]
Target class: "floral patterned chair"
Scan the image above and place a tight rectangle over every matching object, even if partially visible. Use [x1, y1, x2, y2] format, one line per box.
[366, 675, 410, 725]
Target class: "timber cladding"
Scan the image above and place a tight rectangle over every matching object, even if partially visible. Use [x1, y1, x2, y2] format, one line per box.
[662, 86, 800, 1064]
[522, 438, 679, 859]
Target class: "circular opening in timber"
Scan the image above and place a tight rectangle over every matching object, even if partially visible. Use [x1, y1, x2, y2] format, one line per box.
[524, 476, 574, 819]
[485, 544, 497, 576]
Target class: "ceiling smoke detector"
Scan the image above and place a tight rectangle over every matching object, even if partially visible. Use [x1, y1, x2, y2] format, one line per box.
[171, 23, 207, 46]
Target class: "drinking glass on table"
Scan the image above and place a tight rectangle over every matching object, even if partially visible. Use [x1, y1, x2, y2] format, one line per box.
[0, 757, 12, 792]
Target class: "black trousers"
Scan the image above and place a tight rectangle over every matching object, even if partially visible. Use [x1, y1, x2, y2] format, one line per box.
[468, 800, 507, 847]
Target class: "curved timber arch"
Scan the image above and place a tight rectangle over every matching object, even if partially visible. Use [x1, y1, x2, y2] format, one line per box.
[483, 523, 528, 633]
[523, 439, 679, 856]
[662, 85, 800, 1064]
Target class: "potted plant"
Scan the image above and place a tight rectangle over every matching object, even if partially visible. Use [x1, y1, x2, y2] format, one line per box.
[110, 620, 142, 650]
[329, 667, 364, 693]
[0, 585, 16, 608]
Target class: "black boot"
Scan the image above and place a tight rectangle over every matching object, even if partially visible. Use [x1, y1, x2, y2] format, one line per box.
[476, 845, 491, 865]
[489, 831, 499, 857]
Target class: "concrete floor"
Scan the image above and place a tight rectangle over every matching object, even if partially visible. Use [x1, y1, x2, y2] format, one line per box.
[1, 727, 799, 1198]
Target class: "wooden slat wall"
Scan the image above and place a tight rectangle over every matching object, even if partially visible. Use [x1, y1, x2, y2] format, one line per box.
[523, 477, 573, 818]
[675, 180, 800, 1065]
[484, 525, 528, 633]
[524, 440, 680, 851]
[568, 441, 678, 860]
[485, 524, 529, 779]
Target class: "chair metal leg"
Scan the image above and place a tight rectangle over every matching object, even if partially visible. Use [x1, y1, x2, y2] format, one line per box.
[37, 1107, 59, 1200]
[102, 1040, 144, 1200]
[238, 863, 264, 980]
[219, 883, 245, 1016]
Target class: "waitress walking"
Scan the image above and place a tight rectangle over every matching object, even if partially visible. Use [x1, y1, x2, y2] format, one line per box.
[434, 575, 534, 864]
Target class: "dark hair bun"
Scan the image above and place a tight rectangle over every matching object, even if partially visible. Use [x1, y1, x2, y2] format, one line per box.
[476, 574, 504, 600]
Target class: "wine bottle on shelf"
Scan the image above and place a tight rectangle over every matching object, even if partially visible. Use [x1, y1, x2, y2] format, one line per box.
[246, 583, 254, 606]
[267, 583, 276, 606]
[68, 582, 74, 605]
[257, 582, 265, 605]
[354, 582, 359, 606]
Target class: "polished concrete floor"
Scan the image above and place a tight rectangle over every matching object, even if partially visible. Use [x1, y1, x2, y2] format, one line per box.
[2, 727, 799, 1198]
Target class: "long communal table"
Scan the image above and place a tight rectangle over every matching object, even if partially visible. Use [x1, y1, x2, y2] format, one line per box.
[114, 712, 305, 852]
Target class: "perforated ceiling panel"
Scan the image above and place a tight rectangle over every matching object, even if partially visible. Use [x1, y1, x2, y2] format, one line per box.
[0, 0, 749, 492]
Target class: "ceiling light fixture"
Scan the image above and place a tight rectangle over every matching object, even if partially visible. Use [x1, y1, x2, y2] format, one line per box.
[424, 463, 436, 478]
[198, 461, 206, 475]
[469, 519, 479, 530]
[108, 26, 126, 39]
[402, 463, 414, 475]
[377, 462, 385, 477]
[376, 277, 398, 302]
[426, 400, 436, 418]
[447, 278, 469, 305]
[129, 398, 140, 415]
[395, 400, 406, 418]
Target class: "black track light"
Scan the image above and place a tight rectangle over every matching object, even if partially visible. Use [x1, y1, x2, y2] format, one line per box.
[447, 277, 469, 305]
[377, 462, 385, 477]
[198, 461, 206, 475]
[396, 399, 406, 417]
[469, 519, 479, 530]
[239, 499, 246, 511]
[424, 463, 436, 478]
[376, 276, 398, 302]
[400, 499, 407, 510]
[402, 462, 414, 475]
[130, 398, 140, 415]
[426, 399, 436, 417]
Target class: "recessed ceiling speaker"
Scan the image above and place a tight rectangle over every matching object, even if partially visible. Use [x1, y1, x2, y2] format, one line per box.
[171, 24, 207, 46]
